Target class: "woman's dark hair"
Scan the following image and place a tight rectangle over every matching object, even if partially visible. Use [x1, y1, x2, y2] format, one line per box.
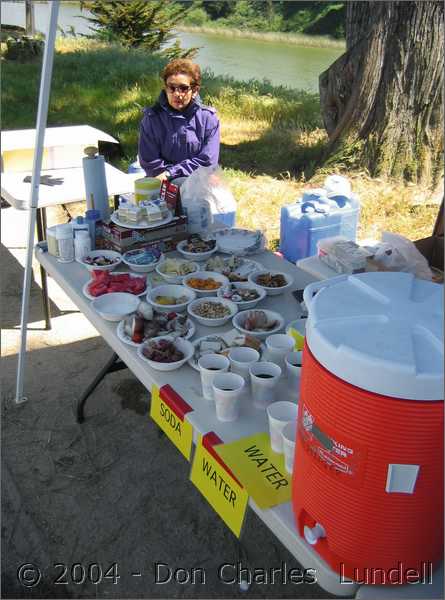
[161, 59, 201, 88]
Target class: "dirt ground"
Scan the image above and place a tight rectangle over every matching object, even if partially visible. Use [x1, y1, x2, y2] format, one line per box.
[1, 201, 337, 599]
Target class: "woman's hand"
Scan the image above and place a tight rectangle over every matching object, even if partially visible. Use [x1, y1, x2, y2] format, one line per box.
[156, 171, 170, 181]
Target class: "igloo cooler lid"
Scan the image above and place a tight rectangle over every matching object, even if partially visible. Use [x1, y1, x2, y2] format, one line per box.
[303, 272, 444, 401]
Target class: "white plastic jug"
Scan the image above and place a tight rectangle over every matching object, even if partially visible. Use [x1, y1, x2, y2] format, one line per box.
[182, 196, 213, 234]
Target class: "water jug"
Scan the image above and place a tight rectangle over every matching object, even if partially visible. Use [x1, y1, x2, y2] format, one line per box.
[280, 194, 360, 263]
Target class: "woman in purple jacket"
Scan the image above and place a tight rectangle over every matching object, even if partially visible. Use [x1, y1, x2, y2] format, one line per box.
[138, 59, 220, 182]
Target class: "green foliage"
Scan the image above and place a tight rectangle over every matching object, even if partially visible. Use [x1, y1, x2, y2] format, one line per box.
[182, 6, 209, 26]
[79, 0, 197, 57]
[195, 0, 345, 37]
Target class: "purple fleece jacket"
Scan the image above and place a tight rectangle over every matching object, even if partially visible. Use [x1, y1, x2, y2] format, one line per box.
[138, 91, 220, 179]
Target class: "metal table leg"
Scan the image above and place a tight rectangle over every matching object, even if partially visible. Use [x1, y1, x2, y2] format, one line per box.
[36, 207, 52, 330]
[77, 352, 128, 423]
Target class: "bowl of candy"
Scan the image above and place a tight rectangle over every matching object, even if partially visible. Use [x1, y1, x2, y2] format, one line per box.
[80, 250, 122, 272]
[232, 309, 284, 340]
[182, 271, 229, 297]
[248, 270, 293, 296]
[217, 281, 266, 309]
[187, 297, 238, 327]
[122, 247, 163, 273]
[146, 284, 196, 314]
[137, 336, 194, 371]
[156, 257, 199, 284]
[176, 234, 217, 262]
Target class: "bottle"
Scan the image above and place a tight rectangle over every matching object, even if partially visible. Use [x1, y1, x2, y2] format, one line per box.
[85, 209, 101, 249]
[71, 216, 90, 238]
[74, 230, 91, 262]
[56, 223, 74, 263]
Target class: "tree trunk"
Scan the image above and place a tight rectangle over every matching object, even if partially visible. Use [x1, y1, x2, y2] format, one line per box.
[319, 1, 444, 187]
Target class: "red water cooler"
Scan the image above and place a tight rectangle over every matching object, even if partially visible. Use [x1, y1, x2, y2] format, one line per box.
[292, 272, 444, 584]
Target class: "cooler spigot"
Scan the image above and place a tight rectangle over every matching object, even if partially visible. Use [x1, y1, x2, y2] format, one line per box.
[304, 522, 326, 545]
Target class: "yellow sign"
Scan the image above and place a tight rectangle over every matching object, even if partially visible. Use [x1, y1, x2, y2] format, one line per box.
[215, 432, 291, 509]
[190, 437, 248, 538]
[288, 327, 305, 351]
[150, 385, 193, 460]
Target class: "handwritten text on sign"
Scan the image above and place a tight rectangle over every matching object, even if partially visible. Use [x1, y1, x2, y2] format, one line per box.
[215, 432, 291, 509]
[150, 384, 193, 460]
[190, 435, 248, 538]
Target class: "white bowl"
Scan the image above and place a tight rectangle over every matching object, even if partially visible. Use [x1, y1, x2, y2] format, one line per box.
[91, 292, 140, 321]
[217, 281, 266, 309]
[137, 336, 194, 371]
[176, 238, 218, 262]
[248, 270, 294, 296]
[232, 309, 285, 340]
[80, 250, 122, 272]
[155, 259, 199, 284]
[146, 284, 196, 313]
[122, 248, 163, 273]
[187, 297, 238, 327]
[182, 271, 229, 297]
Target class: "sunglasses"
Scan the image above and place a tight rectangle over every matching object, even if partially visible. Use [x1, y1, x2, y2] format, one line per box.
[166, 84, 193, 94]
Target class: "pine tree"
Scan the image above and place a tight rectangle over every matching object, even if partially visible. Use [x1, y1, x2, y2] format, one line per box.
[80, 0, 197, 58]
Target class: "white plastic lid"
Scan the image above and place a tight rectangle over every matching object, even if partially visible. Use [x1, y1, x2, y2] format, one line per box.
[76, 230, 90, 238]
[303, 272, 444, 401]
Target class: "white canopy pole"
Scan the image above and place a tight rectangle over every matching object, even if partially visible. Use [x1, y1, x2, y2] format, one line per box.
[15, 1, 60, 404]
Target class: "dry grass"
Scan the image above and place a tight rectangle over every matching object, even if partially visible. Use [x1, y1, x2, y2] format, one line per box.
[177, 26, 346, 49]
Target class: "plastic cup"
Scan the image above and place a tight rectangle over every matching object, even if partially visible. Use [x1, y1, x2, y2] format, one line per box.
[265, 334, 295, 369]
[212, 373, 245, 422]
[285, 351, 303, 391]
[282, 415, 298, 475]
[198, 354, 230, 401]
[228, 347, 260, 384]
[266, 401, 299, 453]
[249, 361, 282, 410]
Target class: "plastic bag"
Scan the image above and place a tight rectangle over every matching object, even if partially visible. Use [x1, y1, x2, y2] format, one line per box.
[372, 232, 433, 280]
[180, 166, 237, 232]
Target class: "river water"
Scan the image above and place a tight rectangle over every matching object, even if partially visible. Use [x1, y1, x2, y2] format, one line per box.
[2, 1, 343, 92]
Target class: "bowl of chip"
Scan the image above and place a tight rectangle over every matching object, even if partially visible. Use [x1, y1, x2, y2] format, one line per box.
[122, 247, 163, 273]
[137, 336, 194, 371]
[182, 271, 229, 297]
[80, 250, 122, 272]
[146, 284, 196, 314]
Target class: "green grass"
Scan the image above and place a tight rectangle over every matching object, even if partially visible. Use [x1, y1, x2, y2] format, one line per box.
[2, 39, 439, 247]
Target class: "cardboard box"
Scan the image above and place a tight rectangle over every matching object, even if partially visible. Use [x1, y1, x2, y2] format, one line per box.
[102, 215, 188, 253]
[104, 235, 187, 255]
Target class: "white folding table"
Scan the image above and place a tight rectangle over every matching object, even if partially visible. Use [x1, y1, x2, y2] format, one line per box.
[1, 148, 140, 329]
[33, 246, 443, 599]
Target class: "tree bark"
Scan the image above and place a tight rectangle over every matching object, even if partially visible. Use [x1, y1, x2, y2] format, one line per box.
[319, 1, 444, 187]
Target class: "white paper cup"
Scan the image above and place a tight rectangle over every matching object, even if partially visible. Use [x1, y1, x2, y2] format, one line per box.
[198, 354, 230, 401]
[266, 401, 299, 453]
[228, 346, 260, 384]
[249, 361, 282, 410]
[285, 350, 303, 390]
[212, 372, 245, 422]
[265, 334, 295, 369]
[282, 416, 298, 475]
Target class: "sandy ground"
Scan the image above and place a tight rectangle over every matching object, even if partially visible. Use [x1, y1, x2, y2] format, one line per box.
[1, 201, 336, 599]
